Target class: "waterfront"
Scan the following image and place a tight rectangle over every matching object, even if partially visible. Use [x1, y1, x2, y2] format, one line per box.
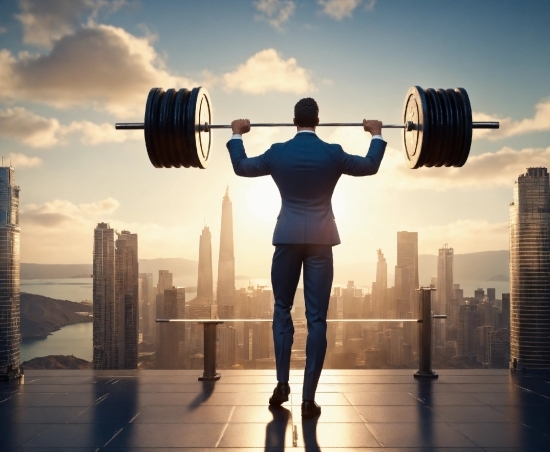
[21, 322, 93, 362]
[21, 278, 92, 303]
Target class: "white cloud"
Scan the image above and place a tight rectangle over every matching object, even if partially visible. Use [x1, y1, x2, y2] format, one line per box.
[16, 0, 126, 47]
[223, 48, 316, 94]
[0, 24, 196, 117]
[3, 153, 42, 168]
[473, 97, 550, 140]
[323, 126, 550, 191]
[318, 0, 365, 20]
[20, 197, 196, 263]
[0, 107, 141, 147]
[254, 0, 295, 30]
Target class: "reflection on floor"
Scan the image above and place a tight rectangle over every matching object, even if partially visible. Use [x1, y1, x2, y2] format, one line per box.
[1, 369, 550, 451]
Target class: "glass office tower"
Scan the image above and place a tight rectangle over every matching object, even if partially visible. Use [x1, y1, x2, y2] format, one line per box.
[0, 166, 21, 380]
[510, 167, 550, 369]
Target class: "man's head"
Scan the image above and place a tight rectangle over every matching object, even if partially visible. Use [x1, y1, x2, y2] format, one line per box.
[294, 97, 319, 128]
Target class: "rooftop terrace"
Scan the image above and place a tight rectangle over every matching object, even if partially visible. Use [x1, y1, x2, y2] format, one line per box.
[1, 369, 550, 451]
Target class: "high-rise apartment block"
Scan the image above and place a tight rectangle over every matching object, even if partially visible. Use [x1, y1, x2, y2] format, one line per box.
[93, 224, 139, 369]
[217, 188, 235, 318]
[396, 231, 419, 316]
[139, 273, 154, 342]
[197, 226, 213, 303]
[436, 244, 454, 348]
[115, 231, 139, 369]
[372, 249, 387, 318]
[0, 166, 21, 380]
[510, 167, 550, 369]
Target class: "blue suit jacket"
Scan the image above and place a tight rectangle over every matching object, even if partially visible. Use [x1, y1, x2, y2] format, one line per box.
[226, 132, 386, 245]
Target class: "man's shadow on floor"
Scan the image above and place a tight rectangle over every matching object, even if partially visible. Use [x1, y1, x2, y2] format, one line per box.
[264, 406, 321, 451]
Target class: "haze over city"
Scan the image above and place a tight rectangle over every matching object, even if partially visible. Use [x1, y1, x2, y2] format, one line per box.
[0, 0, 549, 282]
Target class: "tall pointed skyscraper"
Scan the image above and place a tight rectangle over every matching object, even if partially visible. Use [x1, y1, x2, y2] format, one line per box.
[217, 187, 235, 318]
[197, 225, 213, 303]
[0, 166, 21, 380]
[372, 249, 387, 318]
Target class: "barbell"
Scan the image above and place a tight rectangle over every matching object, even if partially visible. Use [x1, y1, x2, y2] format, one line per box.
[115, 86, 499, 169]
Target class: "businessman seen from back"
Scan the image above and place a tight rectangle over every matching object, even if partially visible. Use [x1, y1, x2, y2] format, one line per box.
[226, 98, 386, 418]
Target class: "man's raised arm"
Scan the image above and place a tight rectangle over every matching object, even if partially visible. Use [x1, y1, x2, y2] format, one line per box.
[340, 119, 386, 176]
[226, 119, 271, 177]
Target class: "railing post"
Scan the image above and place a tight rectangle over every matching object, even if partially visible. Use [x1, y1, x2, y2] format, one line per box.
[414, 287, 438, 378]
[198, 321, 223, 381]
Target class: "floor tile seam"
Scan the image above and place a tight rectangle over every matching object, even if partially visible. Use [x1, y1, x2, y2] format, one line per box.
[341, 391, 384, 448]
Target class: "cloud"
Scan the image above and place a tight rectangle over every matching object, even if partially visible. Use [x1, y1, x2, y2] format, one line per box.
[16, 0, 126, 47]
[473, 97, 550, 140]
[0, 107, 141, 147]
[223, 49, 316, 94]
[318, 0, 370, 20]
[254, 0, 296, 30]
[322, 126, 550, 191]
[0, 24, 196, 117]
[7, 152, 42, 168]
[19, 197, 196, 263]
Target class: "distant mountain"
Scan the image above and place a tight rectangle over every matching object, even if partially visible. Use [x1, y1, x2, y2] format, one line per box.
[333, 250, 509, 287]
[418, 250, 509, 284]
[21, 258, 199, 286]
[22, 355, 92, 370]
[20, 293, 92, 339]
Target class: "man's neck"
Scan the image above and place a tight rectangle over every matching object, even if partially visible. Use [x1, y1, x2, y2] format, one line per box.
[297, 126, 316, 132]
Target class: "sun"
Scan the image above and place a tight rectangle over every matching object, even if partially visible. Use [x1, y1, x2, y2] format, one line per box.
[245, 177, 281, 221]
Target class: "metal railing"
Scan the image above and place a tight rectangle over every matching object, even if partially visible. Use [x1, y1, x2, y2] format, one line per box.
[156, 287, 445, 381]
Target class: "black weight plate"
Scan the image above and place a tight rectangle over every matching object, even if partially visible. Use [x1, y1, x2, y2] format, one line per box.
[445, 89, 463, 167]
[421, 88, 436, 167]
[426, 88, 445, 167]
[436, 89, 452, 168]
[173, 88, 190, 168]
[158, 88, 178, 168]
[196, 88, 213, 168]
[164, 89, 178, 168]
[402, 86, 428, 169]
[144, 88, 163, 168]
[422, 89, 438, 167]
[455, 87, 472, 167]
[152, 88, 166, 168]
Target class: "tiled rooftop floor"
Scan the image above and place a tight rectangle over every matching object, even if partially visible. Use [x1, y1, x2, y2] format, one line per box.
[1, 369, 550, 451]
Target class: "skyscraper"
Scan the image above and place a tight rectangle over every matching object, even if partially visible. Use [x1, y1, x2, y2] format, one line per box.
[115, 230, 139, 369]
[0, 166, 21, 380]
[436, 244, 453, 348]
[157, 286, 185, 369]
[139, 272, 154, 342]
[373, 249, 387, 318]
[197, 226, 213, 303]
[93, 224, 139, 370]
[396, 232, 419, 315]
[510, 167, 550, 370]
[217, 188, 235, 318]
[93, 223, 117, 369]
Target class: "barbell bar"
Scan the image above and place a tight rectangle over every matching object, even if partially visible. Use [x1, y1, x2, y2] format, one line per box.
[115, 86, 499, 170]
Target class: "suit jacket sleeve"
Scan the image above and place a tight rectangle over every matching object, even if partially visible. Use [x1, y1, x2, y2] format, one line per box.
[226, 138, 271, 177]
[340, 138, 386, 176]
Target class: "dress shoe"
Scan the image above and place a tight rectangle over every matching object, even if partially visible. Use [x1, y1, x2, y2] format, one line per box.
[269, 382, 290, 406]
[301, 400, 321, 418]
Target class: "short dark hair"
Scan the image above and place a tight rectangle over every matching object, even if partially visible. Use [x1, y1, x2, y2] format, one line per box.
[294, 98, 319, 127]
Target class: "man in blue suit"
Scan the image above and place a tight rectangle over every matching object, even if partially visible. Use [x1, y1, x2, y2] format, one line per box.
[227, 98, 386, 418]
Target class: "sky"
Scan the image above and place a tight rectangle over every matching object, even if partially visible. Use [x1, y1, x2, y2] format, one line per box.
[0, 0, 549, 284]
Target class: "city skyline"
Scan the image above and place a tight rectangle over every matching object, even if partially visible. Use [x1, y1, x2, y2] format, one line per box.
[0, 1, 549, 280]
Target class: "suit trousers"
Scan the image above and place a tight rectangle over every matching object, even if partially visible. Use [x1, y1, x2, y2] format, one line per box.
[271, 243, 333, 400]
